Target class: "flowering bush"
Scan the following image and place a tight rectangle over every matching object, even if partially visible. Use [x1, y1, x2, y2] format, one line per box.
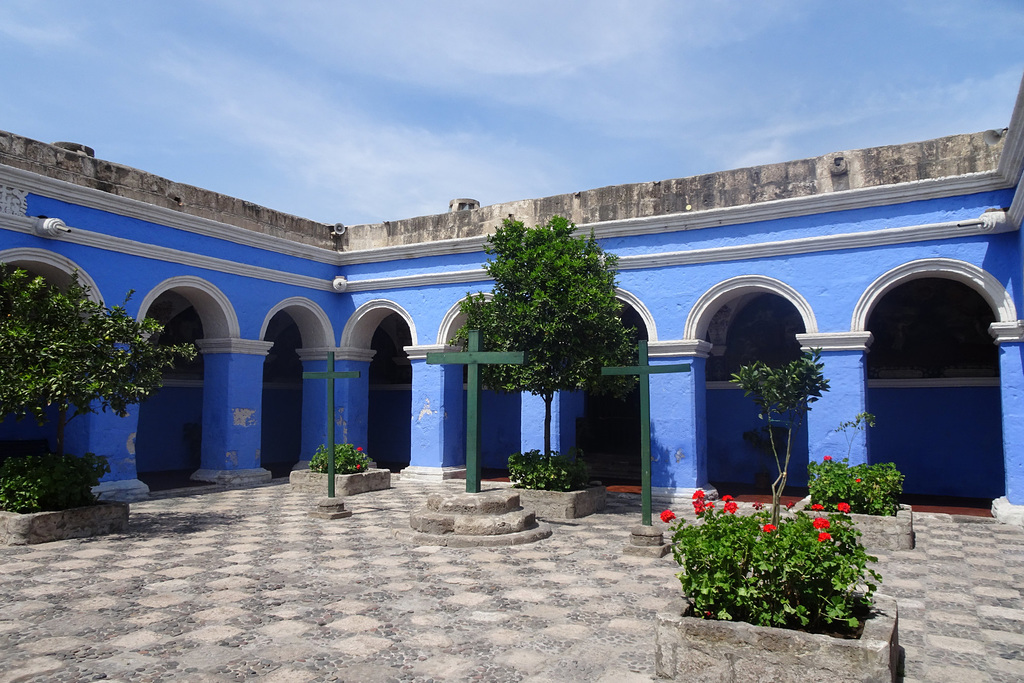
[507, 449, 589, 491]
[667, 494, 880, 633]
[807, 457, 903, 516]
[309, 443, 371, 475]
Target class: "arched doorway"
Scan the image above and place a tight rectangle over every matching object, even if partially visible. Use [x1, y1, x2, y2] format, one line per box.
[135, 291, 205, 479]
[866, 277, 1003, 498]
[368, 313, 412, 470]
[705, 292, 807, 491]
[578, 303, 648, 483]
[261, 311, 303, 477]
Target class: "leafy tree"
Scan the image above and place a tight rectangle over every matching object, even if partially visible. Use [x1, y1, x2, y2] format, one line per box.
[0, 265, 196, 455]
[456, 215, 634, 455]
[731, 349, 830, 526]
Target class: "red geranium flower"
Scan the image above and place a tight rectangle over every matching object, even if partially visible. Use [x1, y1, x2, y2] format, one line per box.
[660, 509, 676, 523]
[837, 502, 851, 513]
[813, 517, 830, 530]
[855, 478, 862, 483]
[785, 502, 795, 510]
[692, 490, 705, 500]
[818, 532, 832, 542]
[704, 502, 715, 510]
[356, 447, 363, 451]
[355, 464, 361, 470]
[811, 503, 824, 511]
[762, 524, 777, 533]
[721, 495, 734, 502]
[724, 501, 738, 514]
[752, 502, 764, 511]
[823, 455, 832, 461]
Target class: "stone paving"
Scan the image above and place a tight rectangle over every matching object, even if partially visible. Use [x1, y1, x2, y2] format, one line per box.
[0, 479, 1021, 683]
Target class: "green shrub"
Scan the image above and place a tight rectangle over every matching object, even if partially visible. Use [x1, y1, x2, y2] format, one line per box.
[309, 443, 371, 475]
[0, 452, 109, 513]
[507, 449, 589, 491]
[807, 456, 904, 516]
[668, 492, 880, 633]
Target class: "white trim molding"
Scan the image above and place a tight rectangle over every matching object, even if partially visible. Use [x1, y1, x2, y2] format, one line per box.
[990, 321, 1024, 344]
[796, 332, 874, 353]
[297, 346, 375, 363]
[685, 275, 818, 340]
[340, 299, 418, 349]
[0, 246, 104, 303]
[196, 338, 274, 356]
[404, 344, 455, 361]
[615, 288, 659, 341]
[138, 275, 240, 339]
[436, 293, 491, 345]
[852, 258, 1017, 331]
[648, 339, 713, 358]
[260, 297, 335, 349]
[345, 268, 488, 293]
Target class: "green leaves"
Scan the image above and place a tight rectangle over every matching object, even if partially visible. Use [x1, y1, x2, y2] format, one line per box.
[309, 443, 371, 475]
[507, 448, 589, 491]
[0, 266, 196, 453]
[808, 457, 904, 516]
[0, 452, 109, 513]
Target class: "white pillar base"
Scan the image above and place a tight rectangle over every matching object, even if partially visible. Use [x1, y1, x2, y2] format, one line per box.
[399, 465, 467, 482]
[190, 468, 272, 486]
[992, 496, 1024, 527]
[92, 478, 150, 502]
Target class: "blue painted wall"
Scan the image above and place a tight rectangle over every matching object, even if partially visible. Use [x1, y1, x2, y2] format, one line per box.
[868, 385, 1004, 498]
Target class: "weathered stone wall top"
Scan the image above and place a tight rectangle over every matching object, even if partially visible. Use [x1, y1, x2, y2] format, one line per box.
[0, 130, 333, 249]
[340, 132, 1002, 252]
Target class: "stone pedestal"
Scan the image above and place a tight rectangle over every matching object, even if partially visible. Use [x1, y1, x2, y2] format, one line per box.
[309, 497, 353, 520]
[399, 489, 551, 547]
[623, 524, 671, 557]
[517, 485, 606, 520]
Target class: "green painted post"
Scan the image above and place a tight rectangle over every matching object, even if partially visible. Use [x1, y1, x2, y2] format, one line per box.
[602, 341, 690, 526]
[302, 351, 360, 498]
[426, 330, 525, 493]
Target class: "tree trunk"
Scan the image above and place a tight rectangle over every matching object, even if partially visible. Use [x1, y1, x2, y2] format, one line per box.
[543, 392, 553, 456]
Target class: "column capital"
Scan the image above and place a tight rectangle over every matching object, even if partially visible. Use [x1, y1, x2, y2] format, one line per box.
[297, 346, 376, 362]
[649, 339, 713, 358]
[796, 332, 873, 352]
[403, 344, 456, 361]
[990, 321, 1024, 344]
[197, 338, 275, 356]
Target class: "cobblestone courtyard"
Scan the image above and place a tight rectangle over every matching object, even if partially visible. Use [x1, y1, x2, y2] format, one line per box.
[1, 479, 1023, 682]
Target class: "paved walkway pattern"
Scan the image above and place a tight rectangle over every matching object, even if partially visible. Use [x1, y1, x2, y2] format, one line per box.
[1, 479, 1022, 682]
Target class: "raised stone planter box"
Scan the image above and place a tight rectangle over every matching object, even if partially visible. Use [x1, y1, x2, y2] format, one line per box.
[655, 594, 900, 682]
[515, 485, 606, 520]
[0, 502, 129, 545]
[799, 497, 914, 551]
[289, 468, 391, 496]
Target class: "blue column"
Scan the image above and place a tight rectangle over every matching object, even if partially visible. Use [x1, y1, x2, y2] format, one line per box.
[65, 405, 149, 501]
[334, 347, 373, 450]
[649, 340, 711, 495]
[297, 349, 329, 467]
[992, 323, 1024, 506]
[797, 333, 873, 467]
[191, 338, 274, 485]
[520, 391, 583, 454]
[402, 345, 467, 480]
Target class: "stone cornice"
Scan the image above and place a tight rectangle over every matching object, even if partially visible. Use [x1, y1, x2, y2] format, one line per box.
[648, 340, 713, 358]
[990, 321, 1024, 344]
[197, 338, 275, 355]
[0, 163, 339, 264]
[796, 332, 874, 352]
[403, 344, 456, 361]
[345, 268, 489, 293]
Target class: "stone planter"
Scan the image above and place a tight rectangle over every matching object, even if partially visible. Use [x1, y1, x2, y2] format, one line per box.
[289, 468, 391, 496]
[655, 594, 900, 682]
[0, 502, 129, 545]
[515, 485, 606, 520]
[799, 497, 915, 551]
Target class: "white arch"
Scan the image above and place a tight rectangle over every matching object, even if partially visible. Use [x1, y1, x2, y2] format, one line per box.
[615, 287, 659, 341]
[137, 275, 239, 339]
[684, 275, 819, 340]
[340, 299, 418, 348]
[852, 258, 1017, 330]
[436, 294, 491, 345]
[260, 297, 334, 348]
[0, 247, 104, 303]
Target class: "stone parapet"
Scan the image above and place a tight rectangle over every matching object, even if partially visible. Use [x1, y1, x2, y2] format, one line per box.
[0, 502, 129, 545]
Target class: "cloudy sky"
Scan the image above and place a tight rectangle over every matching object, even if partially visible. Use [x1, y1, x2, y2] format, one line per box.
[3, 1, 1023, 226]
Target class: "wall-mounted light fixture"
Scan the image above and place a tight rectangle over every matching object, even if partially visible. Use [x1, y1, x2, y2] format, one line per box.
[332, 276, 348, 292]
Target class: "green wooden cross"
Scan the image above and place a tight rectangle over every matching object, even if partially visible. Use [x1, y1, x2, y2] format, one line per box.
[302, 351, 360, 498]
[602, 340, 690, 526]
[427, 330, 525, 493]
